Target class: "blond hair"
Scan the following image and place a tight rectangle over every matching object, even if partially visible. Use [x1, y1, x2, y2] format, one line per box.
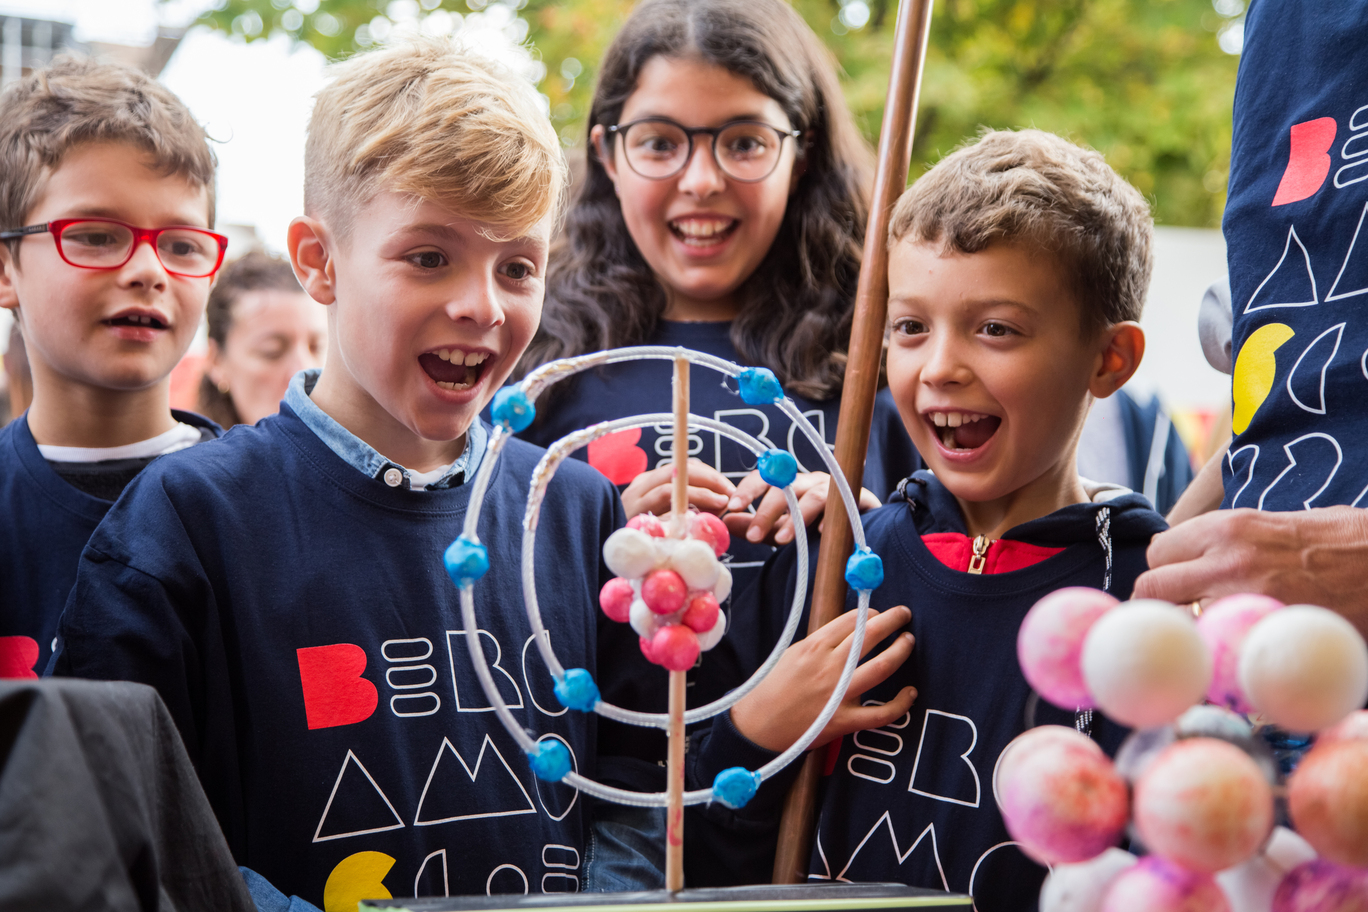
[305, 37, 565, 237]
[0, 54, 216, 258]
[889, 129, 1152, 332]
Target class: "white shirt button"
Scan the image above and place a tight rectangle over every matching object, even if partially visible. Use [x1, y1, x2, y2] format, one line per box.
[383, 467, 404, 487]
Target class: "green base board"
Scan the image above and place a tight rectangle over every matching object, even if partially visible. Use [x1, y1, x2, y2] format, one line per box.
[361, 884, 972, 912]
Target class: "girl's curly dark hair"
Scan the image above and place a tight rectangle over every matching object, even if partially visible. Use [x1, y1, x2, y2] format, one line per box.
[517, 0, 873, 400]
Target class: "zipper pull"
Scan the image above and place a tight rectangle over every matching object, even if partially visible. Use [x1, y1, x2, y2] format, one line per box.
[968, 535, 990, 575]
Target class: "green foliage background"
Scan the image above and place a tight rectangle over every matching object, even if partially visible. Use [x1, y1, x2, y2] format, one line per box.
[177, 0, 1243, 227]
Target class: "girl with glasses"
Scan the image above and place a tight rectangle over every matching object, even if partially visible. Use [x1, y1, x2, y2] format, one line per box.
[510, 0, 916, 891]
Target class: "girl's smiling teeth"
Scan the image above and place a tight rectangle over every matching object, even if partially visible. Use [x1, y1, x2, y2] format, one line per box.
[926, 410, 1001, 451]
[669, 216, 738, 246]
[419, 349, 490, 391]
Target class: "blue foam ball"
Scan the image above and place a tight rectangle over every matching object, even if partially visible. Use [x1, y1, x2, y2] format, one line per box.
[845, 547, 884, 591]
[737, 368, 784, 405]
[528, 739, 573, 782]
[712, 767, 762, 809]
[444, 535, 489, 587]
[757, 449, 798, 488]
[491, 386, 536, 432]
[554, 668, 600, 712]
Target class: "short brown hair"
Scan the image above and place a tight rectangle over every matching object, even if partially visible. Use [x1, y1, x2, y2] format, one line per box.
[889, 129, 1152, 332]
[0, 54, 216, 259]
[304, 37, 566, 238]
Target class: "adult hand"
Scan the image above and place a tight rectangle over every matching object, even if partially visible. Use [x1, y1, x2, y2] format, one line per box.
[722, 471, 882, 546]
[621, 458, 736, 519]
[729, 605, 917, 753]
[1135, 505, 1368, 639]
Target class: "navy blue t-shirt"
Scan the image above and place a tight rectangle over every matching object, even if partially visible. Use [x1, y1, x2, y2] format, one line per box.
[53, 406, 623, 904]
[518, 321, 918, 789]
[692, 474, 1165, 903]
[0, 410, 218, 679]
[1222, 1, 1368, 509]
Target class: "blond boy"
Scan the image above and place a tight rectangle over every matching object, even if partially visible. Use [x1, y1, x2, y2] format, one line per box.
[0, 56, 223, 679]
[54, 39, 623, 903]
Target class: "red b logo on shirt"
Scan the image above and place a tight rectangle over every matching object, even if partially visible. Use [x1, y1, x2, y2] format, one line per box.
[1273, 117, 1337, 206]
[297, 644, 378, 729]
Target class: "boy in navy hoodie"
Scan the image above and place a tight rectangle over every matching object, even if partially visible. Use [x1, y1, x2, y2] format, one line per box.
[53, 38, 622, 904]
[0, 56, 223, 679]
[696, 130, 1165, 905]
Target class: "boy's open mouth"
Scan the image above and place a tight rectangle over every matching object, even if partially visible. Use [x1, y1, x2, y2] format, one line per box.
[927, 411, 1001, 451]
[105, 313, 168, 330]
[669, 217, 738, 248]
[419, 348, 490, 391]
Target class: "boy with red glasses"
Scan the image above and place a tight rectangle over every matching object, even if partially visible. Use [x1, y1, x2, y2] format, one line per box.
[0, 55, 224, 679]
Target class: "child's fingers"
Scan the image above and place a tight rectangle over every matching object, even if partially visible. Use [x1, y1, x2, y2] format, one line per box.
[857, 487, 882, 512]
[686, 484, 731, 515]
[726, 470, 769, 513]
[848, 632, 915, 694]
[681, 459, 738, 498]
[843, 688, 918, 733]
[842, 605, 913, 659]
[744, 486, 791, 543]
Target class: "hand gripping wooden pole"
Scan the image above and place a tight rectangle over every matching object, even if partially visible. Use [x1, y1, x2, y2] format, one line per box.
[770, 0, 936, 885]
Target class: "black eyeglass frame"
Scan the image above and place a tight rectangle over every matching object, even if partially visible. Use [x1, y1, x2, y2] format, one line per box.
[605, 117, 804, 183]
[0, 218, 230, 278]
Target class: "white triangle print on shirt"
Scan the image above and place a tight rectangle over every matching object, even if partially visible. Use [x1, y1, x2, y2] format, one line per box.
[1258, 432, 1343, 510]
[414, 849, 449, 897]
[907, 710, 981, 808]
[1245, 225, 1319, 313]
[312, 749, 406, 842]
[1327, 203, 1368, 301]
[414, 735, 537, 825]
[1287, 323, 1345, 415]
[834, 813, 950, 890]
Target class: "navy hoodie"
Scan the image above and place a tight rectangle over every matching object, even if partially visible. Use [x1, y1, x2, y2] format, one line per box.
[0, 410, 218, 678]
[52, 405, 623, 904]
[689, 472, 1166, 905]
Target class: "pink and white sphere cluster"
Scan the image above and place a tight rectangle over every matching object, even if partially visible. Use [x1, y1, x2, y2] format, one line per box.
[1012, 590, 1368, 912]
[599, 512, 732, 672]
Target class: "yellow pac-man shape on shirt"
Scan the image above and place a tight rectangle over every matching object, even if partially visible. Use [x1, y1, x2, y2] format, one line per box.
[1232, 322, 1295, 435]
[324, 851, 394, 912]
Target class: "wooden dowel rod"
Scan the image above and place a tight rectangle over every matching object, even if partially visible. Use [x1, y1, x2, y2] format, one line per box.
[770, 0, 936, 885]
[666, 354, 689, 892]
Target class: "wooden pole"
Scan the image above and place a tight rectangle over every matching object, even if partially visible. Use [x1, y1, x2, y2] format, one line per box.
[666, 354, 690, 892]
[770, 0, 936, 885]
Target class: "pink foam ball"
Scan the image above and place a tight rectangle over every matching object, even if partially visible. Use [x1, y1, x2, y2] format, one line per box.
[651, 624, 700, 672]
[1018, 587, 1119, 710]
[1240, 606, 1368, 734]
[1288, 738, 1368, 868]
[627, 513, 667, 537]
[1318, 709, 1368, 745]
[1081, 599, 1212, 729]
[1102, 856, 1231, 912]
[689, 512, 731, 557]
[1197, 593, 1283, 712]
[642, 569, 687, 615]
[599, 578, 635, 623]
[639, 635, 658, 664]
[1133, 737, 1274, 874]
[1273, 860, 1368, 912]
[681, 592, 720, 634]
[998, 726, 1129, 865]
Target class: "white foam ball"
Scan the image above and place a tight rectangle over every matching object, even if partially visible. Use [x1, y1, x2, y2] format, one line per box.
[671, 539, 721, 591]
[629, 598, 660, 639]
[697, 610, 727, 652]
[1215, 827, 1317, 912]
[713, 564, 733, 603]
[1041, 848, 1137, 912]
[604, 528, 657, 580]
[1239, 605, 1368, 733]
[1081, 599, 1212, 729]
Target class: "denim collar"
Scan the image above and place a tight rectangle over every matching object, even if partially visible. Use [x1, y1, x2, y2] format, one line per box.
[284, 369, 484, 491]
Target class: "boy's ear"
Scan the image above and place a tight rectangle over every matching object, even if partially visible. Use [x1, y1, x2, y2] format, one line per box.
[0, 245, 20, 313]
[288, 216, 337, 306]
[590, 125, 620, 195]
[1090, 321, 1145, 398]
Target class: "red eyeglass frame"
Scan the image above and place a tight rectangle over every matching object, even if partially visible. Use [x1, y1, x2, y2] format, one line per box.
[0, 217, 230, 278]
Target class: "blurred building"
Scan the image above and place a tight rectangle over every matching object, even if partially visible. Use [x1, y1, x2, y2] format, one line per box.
[0, 12, 182, 85]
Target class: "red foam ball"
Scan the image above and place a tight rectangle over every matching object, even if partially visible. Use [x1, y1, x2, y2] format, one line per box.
[639, 635, 658, 664]
[651, 624, 700, 671]
[599, 577, 635, 623]
[682, 592, 721, 633]
[642, 569, 687, 615]
[627, 513, 667, 538]
[689, 512, 731, 558]
[1288, 738, 1368, 868]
